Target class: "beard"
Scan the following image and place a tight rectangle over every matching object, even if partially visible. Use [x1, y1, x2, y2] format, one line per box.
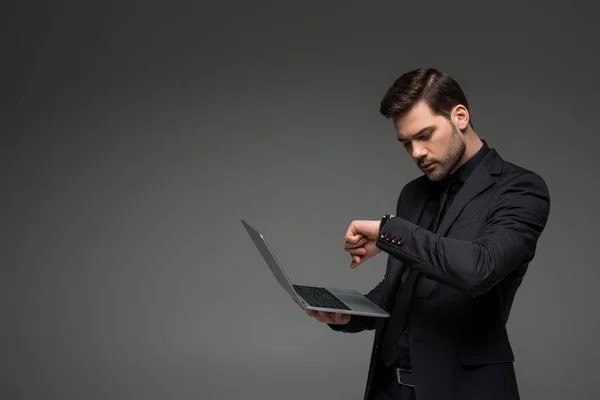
[424, 124, 466, 181]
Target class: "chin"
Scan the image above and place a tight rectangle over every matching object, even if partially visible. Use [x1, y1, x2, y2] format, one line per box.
[424, 169, 445, 182]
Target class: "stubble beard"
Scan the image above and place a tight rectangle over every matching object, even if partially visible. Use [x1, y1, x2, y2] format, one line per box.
[426, 125, 466, 182]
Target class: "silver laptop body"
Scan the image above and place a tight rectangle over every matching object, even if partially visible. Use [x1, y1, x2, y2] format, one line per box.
[241, 219, 389, 318]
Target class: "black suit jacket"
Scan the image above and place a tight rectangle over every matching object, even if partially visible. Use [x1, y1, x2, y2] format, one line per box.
[330, 147, 550, 400]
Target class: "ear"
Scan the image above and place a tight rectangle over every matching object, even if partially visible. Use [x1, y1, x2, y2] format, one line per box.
[452, 105, 470, 130]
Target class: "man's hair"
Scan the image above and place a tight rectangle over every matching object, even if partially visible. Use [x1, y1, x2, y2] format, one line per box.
[379, 67, 474, 129]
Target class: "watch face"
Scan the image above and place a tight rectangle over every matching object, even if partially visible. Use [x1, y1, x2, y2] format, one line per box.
[380, 215, 395, 230]
[380, 215, 391, 229]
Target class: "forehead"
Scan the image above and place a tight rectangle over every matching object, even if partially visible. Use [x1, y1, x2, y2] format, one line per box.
[393, 101, 439, 138]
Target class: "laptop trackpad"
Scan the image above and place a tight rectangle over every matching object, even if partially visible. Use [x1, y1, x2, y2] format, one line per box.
[324, 287, 385, 313]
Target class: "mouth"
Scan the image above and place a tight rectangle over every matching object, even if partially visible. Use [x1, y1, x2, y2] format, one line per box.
[421, 162, 436, 171]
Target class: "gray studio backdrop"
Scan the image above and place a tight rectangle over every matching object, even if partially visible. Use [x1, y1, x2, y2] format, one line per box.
[3, 1, 599, 399]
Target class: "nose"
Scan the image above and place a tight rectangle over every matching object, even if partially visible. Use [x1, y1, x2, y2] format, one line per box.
[411, 142, 427, 159]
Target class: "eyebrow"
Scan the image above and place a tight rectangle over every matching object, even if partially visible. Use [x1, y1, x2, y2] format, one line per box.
[397, 126, 435, 142]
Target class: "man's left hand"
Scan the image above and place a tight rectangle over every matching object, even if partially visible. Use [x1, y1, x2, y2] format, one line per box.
[344, 220, 381, 268]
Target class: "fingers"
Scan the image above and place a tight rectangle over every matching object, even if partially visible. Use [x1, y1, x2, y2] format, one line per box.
[351, 255, 362, 268]
[345, 223, 359, 241]
[345, 220, 380, 241]
[344, 238, 369, 250]
[346, 246, 367, 256]
[344, 233, 368, 269]
[349, 242, 381, 268]
[306, 310, 350, 324]
[314, 311, 331, 323]
[344, 231, 368, 256]
[343, 220, 381, 265]
[345, 233, 366, 246]
[329, 312, 350, 324]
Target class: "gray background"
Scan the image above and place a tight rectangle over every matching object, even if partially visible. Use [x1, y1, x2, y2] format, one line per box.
[3, 1, 599, 399]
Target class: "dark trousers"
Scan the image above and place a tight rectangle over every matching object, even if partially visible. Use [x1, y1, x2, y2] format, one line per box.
[370, 385, 415, 400]
[369, 367, 416, 400]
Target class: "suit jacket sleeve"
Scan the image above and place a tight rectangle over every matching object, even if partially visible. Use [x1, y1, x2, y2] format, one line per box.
[376, 170, 551, 297]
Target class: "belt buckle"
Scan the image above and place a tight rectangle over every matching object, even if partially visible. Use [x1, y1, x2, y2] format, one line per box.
[396, 368, 414, 387]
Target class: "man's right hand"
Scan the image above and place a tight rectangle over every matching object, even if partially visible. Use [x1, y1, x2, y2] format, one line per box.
[306, 310, 351, 325]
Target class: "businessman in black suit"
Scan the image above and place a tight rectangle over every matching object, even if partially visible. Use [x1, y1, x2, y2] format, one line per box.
[305, 68, 550, 399]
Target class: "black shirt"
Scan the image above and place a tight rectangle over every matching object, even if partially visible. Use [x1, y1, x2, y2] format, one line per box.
[382, 140, 491, 369]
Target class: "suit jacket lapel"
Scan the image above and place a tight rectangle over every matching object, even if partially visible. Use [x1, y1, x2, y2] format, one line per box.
[399, 177, 431, 225]
[436, 149, 503, 236]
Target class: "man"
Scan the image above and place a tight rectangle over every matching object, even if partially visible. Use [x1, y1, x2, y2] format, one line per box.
[304, 68, 550, 399]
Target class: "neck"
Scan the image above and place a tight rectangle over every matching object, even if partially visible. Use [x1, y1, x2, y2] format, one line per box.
[451, 128, 483, 174]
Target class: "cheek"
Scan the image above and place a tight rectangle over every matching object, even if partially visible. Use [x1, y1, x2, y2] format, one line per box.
[430, 135, 449, 156]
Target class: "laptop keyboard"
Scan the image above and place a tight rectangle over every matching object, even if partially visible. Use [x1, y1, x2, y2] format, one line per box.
[293, 285, 351, 310]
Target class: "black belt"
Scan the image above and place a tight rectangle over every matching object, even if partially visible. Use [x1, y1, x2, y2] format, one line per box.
[394, 367, 415, 387]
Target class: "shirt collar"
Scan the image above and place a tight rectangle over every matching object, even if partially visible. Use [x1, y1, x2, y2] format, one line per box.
[450, 139, 490, 184]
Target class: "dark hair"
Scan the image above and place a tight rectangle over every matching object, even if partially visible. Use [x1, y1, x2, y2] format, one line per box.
[379, 68, 473, 128]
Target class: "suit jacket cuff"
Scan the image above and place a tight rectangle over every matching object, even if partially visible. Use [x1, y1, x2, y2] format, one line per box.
[376, 216, 423, 265]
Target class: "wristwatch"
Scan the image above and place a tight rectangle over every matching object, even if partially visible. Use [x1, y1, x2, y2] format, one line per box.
[379, 214, 395, 230]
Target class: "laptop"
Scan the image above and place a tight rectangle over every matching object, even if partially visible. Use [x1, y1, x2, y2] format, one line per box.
[241, 219, 389, 318]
